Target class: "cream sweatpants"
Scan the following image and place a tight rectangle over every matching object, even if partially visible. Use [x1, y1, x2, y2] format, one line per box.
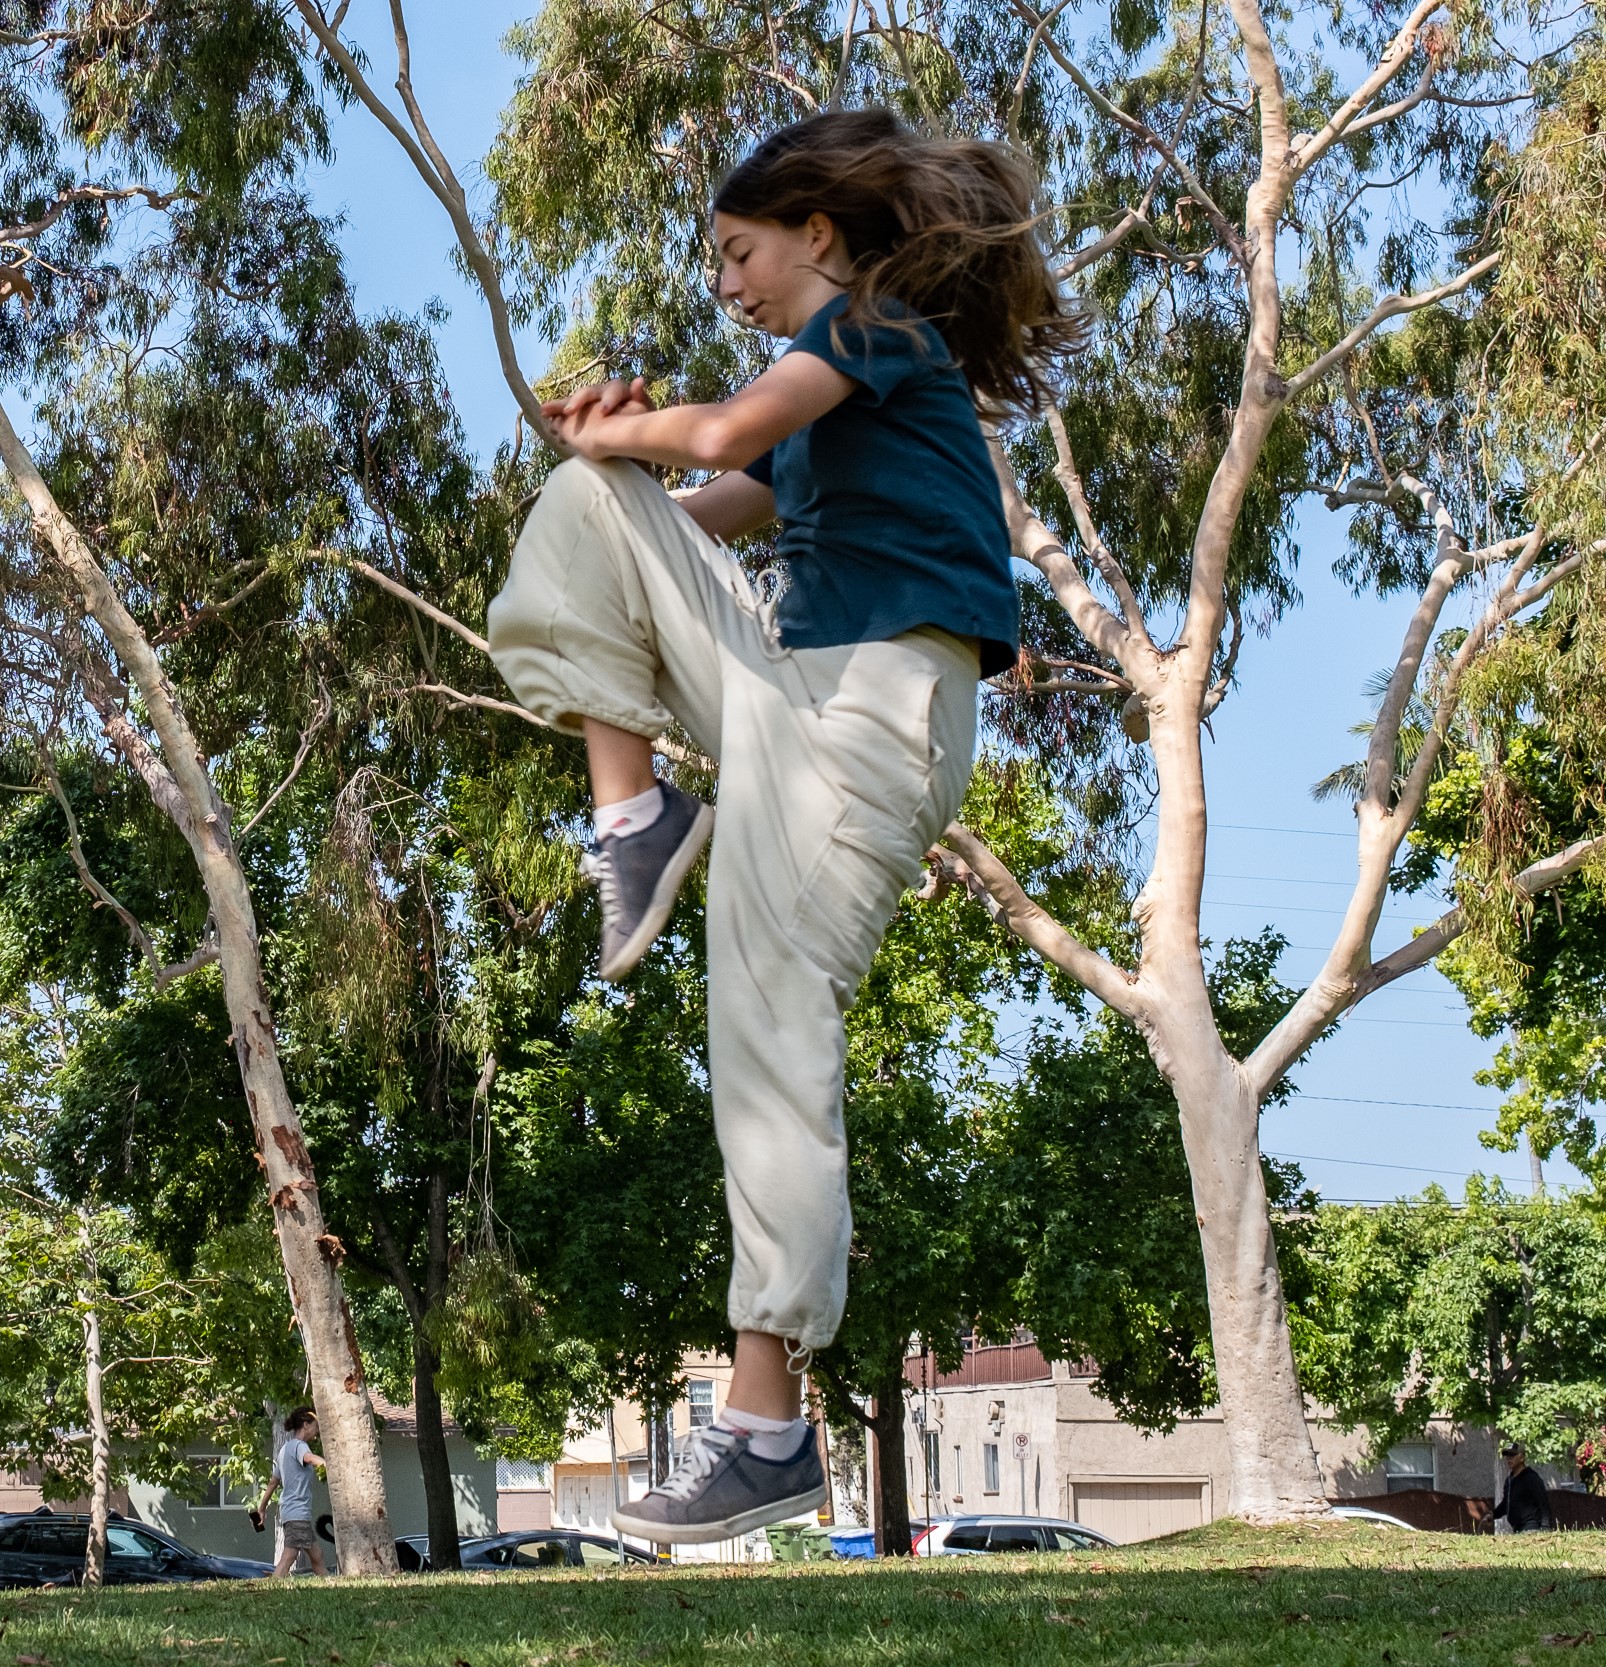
[486, 458, 979, 1347]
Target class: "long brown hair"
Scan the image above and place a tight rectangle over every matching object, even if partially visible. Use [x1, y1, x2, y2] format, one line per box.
[712, 110, 1085, 412]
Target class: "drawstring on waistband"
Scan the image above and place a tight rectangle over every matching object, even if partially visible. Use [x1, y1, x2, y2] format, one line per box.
[785, 1338, 813, 1378]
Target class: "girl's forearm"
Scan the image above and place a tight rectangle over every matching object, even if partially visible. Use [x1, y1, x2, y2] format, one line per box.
[596, 404, 760, 472]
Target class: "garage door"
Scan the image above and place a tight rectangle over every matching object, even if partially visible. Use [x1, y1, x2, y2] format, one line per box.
[1068, 1479, 1208, 1544]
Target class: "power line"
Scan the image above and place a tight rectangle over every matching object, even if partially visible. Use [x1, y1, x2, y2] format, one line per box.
[1345, 1016, 1470, 1028]
[1203, 895, 1428, 923]
[1207, 870, 1378, 890]
[1287, 1093, 1496, 1113]
[1266, 1149, 1529, 1186]
[1215, 822, 1357, 839]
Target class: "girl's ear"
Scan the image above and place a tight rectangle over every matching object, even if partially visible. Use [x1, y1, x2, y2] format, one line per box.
[805, 211, 838, 263]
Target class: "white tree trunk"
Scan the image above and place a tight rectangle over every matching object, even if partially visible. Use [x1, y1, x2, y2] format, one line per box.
[0, 403, 396, 1574]
[80, 1292, 110, 1589]
[1170, 1052, 1329, 1517]
[1133, 686, 1330, 1520]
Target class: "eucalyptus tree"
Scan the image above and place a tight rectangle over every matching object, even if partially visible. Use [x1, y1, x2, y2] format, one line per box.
[290, 0, 1606, 1521]
[0, 195, 594, 1573]
[1380, 46, 1606, 1196]
[0, 1, 419, 1567]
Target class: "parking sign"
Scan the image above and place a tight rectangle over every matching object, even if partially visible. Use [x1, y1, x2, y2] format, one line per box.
[1012, 1432, 1031, 1461]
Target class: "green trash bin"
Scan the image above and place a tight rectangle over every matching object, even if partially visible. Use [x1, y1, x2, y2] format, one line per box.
[765, 1524, 808, 1563]
[799, 1526, 838, 1561]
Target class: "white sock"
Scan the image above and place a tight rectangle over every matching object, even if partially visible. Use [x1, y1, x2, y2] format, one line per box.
[718, 1409, 808, 1461]
[592, 784, 663, 842]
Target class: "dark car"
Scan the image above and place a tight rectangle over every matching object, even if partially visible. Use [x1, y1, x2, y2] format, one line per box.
[0, 1510, 273, 1587]
[912, 1514, 1116, 1556]
[397, 1529, 655, 1572]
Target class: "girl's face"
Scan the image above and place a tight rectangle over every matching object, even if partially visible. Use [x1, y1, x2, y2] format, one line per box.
[713, 210, 853, 338]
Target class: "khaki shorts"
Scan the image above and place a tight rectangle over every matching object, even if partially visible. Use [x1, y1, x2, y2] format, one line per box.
[281, 1518, 317, 1551]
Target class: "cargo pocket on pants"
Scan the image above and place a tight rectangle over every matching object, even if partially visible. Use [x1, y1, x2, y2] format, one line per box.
[787, 787, 927, 1009]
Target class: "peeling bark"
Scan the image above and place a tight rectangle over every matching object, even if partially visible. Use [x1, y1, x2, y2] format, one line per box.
[80, 1293, 110, 1589]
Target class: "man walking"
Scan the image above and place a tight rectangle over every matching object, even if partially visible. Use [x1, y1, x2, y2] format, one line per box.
[251, 1407, 329, 1575]
[1493, 1442, 1554, 1534]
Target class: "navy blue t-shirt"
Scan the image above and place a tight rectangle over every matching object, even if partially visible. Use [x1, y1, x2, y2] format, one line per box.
[742, 294, 1018, 677]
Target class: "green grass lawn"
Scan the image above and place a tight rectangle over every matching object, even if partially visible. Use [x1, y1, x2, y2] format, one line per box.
[1, 1520, 1602, 1667]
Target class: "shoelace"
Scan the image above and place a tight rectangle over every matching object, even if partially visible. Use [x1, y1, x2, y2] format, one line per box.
[654, 1424, 743, 1500]
[579, 845, 620, 927]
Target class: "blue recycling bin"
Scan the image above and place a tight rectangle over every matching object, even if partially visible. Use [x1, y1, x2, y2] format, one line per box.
[826, 1527, 877, 1560]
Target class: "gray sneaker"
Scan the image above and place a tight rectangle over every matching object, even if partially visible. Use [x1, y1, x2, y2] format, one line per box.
[609, 1425, 827, 1545]
[580, 783, 714, 982]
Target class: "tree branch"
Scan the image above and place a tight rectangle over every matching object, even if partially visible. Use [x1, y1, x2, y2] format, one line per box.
[0, 183, 185, 247]
[287, 0, 560, 447]
[1201, 599, 1244, 717]
[933, 823, 1140, 1016]
[1008, 0, 1245, 263]
[325, 554, 491, 655]
[0, 8, 153, 47]
[1343, 54, 1439, 140]
[1288, 0, 1446, 178]
[33, 744, 218, 989]
[984, 431, 1129, 666]
[1045, 406, 1150, 643]
[235, 681, 332, 844]
[1356, 835, 1606, 1000]
[1358, 471, 1475, 815]
[1284, 253, 1501, 400]
[826, 0, 860, 109]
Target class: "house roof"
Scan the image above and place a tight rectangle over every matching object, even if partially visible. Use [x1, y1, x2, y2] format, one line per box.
[367, 1392, 468, 1439]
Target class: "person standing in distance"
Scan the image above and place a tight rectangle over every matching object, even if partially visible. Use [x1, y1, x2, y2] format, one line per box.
[488, 108, 1084, 1543]
[251, 1407, 329, 1574]
[1493, 1442, 1554, 1533]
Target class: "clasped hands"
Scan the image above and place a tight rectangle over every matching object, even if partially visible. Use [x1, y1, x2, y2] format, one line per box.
[542, 376, 655, 459]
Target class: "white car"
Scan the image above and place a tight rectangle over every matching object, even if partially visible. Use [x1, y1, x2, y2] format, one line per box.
[1330, 1505, 1417, 1530]
[912, 1515, 1115, 1555]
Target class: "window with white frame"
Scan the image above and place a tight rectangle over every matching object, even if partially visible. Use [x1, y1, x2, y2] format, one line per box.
[185, 1457, 256, 1509]
[496, 1458, 552, 1491]
[951, 1445, 964, 1497]
[1383, 1441, 1435, 1493]
[687, 1379, 716, 1428]
[983, 1441, 1000, 1494]
[922, 1430, 942, 1495]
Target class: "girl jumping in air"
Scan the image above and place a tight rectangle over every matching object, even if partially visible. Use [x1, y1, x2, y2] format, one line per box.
[487, 109, 1082, 1543]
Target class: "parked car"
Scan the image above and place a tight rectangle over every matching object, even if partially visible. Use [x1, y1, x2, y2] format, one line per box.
[1330, 1505, 1417, 1530]
[0, 1510, 273, 1587]
[396, 1529, 655, 1572]
[912, 1515, 1115, 1556]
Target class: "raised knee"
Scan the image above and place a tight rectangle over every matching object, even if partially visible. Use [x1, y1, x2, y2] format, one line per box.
[528, 454, 610, 520]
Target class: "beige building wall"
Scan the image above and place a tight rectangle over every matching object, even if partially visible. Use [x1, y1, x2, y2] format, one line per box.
[902, 1361, 1505, 1545]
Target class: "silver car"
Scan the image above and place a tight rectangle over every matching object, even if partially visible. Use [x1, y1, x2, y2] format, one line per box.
[912, 1514, 1115, 1555]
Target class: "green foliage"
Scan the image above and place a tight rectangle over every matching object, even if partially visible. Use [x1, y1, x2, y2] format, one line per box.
[0, 1199, 300, 1500]
[1297, 1187, 1606, 1466]
[492, 951, 729, 1413]
[425, 1248, 610, 1461]
[44, 972, 257, 1269]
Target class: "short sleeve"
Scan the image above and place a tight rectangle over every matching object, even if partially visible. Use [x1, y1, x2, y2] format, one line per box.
[743, 450, 774, 487]
[784, 295, 934, 407]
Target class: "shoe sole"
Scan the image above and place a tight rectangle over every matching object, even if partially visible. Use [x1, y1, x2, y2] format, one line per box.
[597, 801, 715, 982]
[609, 1481, 829, 1546]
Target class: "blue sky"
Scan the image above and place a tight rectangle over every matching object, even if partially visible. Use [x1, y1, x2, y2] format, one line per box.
[303, 2, 1569, 1204]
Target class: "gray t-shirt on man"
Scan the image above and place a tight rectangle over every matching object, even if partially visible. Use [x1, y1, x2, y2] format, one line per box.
[273, 1437, 315, 1521]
